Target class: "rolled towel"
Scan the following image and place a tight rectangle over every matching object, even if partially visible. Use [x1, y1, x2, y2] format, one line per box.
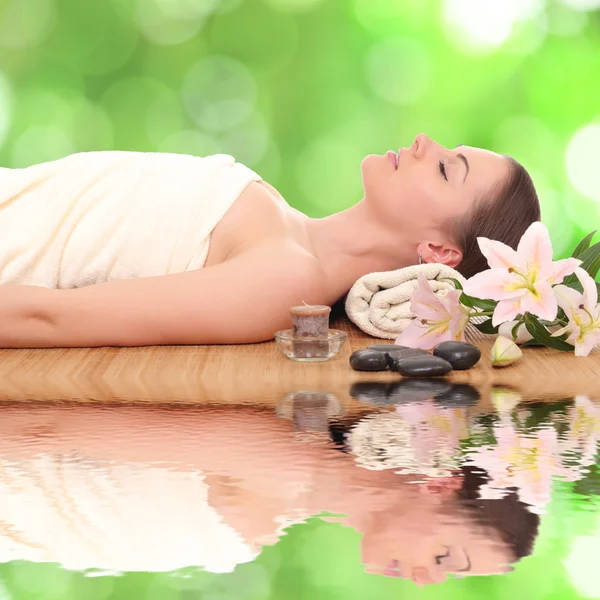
[344, 263, 467, 339]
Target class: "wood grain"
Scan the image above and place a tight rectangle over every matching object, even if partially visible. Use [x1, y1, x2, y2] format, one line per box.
[0, 310, 598, 406]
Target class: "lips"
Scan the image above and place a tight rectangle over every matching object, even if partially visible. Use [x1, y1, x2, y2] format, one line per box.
[386, 150, 397, 169]
[384, 560, 401, 577]
[386, 150, 399, 169]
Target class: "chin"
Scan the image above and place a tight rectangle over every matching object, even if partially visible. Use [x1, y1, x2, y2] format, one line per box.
[361, 154, 385, 170]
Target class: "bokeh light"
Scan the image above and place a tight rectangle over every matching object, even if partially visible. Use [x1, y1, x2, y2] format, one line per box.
[181, 56, 258, 133]
[218, 109, 271, 166]
[364, 36, 433, 106]
[0, 0, 56, 49]
[558, 0, 600, 10]
[564, 529, 600, 598]
[565, 123, 600, 204]
[46, 0, 138, 75]
[442, 0, 545, 54]
[295, 136, 364, 216]
[10, 125, 76, 168]
[135, 0, 211, 46]
[263, 0, 325, 12]
[157, 129, 220, 155]
[0, 71, 14, 150]
[544, 2, 588, 35]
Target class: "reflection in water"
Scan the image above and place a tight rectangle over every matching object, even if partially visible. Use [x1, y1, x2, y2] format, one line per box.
[0, 388, 597, 587]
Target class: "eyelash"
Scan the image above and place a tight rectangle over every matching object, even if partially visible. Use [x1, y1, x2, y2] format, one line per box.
[439, 160, 448, 181]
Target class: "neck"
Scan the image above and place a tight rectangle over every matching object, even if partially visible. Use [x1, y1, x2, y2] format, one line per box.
[305, 447, 420, 531]
[301, 200, 418, 299]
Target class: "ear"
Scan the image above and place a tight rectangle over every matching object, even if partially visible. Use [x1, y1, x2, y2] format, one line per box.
[417, 475, 464, 502]
[417, 241, 462, 268]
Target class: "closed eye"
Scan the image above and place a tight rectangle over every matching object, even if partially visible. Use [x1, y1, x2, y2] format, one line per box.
[439, 160, 448, 181]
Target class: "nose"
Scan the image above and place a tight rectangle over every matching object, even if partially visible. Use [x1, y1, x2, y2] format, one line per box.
[413, 133, 430, 159]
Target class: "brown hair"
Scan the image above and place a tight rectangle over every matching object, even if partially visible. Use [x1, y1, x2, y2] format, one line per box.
[451, 156, 541, 279]
[456, 465, 540, 561]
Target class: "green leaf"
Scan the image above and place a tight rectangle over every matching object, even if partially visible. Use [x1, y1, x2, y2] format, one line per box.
[473, 318, 499, 334]
[563, 241, 600, 287]
[571, 230, 597, 258]
[459, 293, 474, 309]
[468, 297, 498, 311]
[524, 315, 574, 352]
[456, 292, 497, 311]
[511, 320, 523, 340]
[438, 277, 463, 291]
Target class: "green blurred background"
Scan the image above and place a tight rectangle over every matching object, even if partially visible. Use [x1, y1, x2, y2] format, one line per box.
[1, 0, 600, 257]
[1, 0, 600, 597]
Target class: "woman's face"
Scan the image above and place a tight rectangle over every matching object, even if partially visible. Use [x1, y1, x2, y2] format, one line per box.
[358, 479, 516, 585]
[360, 133, 511, 263]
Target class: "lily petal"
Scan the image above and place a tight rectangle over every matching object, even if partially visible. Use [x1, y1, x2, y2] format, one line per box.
[437, 288, 462, 314]
[553, 284, 583, 320]
[517, 222, 554, 274]
[551, 324, 572, 338]
[464, 269, 527, 301]
[410, 273, 449, 321]
[575, 329, 600, 357]
[574, 267, 599, 309]
[394, 320, 450, 350]
[492, 297, 523, 327]
[544, 257, 582, 285]
[448, 308, 470, 341]
[519, 280, 558, 321]
[477, 236, 522, 270]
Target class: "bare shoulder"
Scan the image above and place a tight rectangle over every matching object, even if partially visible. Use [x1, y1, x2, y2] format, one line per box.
[236, 238, 328, 301]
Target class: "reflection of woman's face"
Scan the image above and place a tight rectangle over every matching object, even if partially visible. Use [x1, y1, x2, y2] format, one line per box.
[358, 486, 515, 584]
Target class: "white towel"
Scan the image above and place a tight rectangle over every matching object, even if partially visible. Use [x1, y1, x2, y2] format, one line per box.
[0, 151, 262, 288]
[344, 263, 467, 339]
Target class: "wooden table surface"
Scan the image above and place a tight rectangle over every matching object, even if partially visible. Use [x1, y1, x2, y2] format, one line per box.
[0, 304, 598, 408]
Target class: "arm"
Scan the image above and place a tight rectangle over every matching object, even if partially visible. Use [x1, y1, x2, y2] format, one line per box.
[0, 244, 326, 347]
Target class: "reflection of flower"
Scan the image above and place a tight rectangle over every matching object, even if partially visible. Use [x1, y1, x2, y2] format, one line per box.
[394, 273, 470, 350]
[559, 396, 600, 471]
[348, 401, 470, 478]
[490, 387, 522, 419]
[463, 424, 581, 514]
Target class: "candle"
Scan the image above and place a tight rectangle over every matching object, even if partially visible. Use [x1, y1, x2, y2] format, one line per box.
[290, 304, 331, 337]
[289, 304, 332, 360]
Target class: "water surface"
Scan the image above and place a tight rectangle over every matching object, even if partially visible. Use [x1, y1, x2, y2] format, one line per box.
[0, 382, 598, 599]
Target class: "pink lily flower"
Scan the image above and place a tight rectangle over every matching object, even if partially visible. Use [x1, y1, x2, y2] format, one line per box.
[463, 222, 581, 327]
[561, 396, 600, 471]
[394, 273, 470, 350]
[552, 268, 600, 357]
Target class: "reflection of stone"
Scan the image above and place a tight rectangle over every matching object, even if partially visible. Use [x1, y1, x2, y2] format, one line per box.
[349, 379, 453, 406]
[348, 382, 391, 405]
[276, 391, 343, 432]
[434, 384, 480, 408]
[389, 379, 454, 404]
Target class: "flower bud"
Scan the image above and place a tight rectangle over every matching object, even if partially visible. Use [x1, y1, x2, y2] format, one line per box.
[491, 336, 523, 368]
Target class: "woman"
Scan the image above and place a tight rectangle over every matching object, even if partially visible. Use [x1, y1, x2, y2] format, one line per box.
[0, 396, 541, 584]
[0, 133, 540, 347]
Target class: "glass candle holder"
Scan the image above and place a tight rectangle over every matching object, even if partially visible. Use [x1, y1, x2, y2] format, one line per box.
[274, 329, 347, 362]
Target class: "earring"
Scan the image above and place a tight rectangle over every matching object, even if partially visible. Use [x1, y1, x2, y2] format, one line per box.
[418, 251, 423, 265]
